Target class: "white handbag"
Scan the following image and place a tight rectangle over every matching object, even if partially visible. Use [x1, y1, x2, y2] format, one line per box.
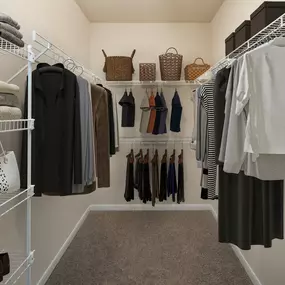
[0, 141, 20, 194]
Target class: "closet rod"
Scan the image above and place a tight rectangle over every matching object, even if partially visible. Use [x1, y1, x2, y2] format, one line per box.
[120, 138, 191, 144]
[32, 31, 103, 81]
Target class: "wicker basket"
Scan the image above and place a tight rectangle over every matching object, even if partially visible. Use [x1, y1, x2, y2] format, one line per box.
[102, 50, 136, 81]
[159, 47, 183, 81]
[184, 58, 210, 81]
[139, 63, 156, 81]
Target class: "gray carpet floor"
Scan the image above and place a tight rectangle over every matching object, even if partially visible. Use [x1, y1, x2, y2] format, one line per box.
[46, 211, 253, 285]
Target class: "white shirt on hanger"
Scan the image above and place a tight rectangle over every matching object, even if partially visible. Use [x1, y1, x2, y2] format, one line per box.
[236, 41, 285, 155]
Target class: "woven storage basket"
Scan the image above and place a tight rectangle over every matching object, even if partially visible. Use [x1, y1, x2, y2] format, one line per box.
[139, 63, 156, 81]
[102, 49, 136, 81]
[159, 47, 183, 81]
[185, 58, 210, 81]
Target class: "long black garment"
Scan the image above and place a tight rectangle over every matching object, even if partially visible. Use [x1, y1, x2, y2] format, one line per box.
[152, 92, 163, 135]
[214, 67, 284, 250]
[142, 155, 152, 204]
[177, 158, 185, 204]
[21, 63, 82, 196]
[159, 154, 167, 202]
[124, 153, 134, 202]
[167, 158, 177, 202]
[97, 85, 116, 156]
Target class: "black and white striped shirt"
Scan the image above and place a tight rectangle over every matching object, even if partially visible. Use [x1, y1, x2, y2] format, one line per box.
[200, 80, 216, 199]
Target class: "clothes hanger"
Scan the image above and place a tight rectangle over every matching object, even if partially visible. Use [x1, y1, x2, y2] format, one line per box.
[38, 66, 63, 74]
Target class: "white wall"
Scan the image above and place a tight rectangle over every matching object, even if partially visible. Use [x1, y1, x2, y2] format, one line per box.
[0, 1, 91, 284]
[211, 1, 285, 285]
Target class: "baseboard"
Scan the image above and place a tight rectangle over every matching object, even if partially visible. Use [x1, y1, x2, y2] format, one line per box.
[37, 206, 91, 285]
[209, 206, 262, 285]
[89, 203, 212, 211]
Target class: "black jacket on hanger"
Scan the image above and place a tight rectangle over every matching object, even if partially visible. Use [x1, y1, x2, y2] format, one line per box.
[21, 63, 82, 196]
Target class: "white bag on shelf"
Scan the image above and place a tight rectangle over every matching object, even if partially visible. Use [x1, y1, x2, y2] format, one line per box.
[0, 141, 20, 194]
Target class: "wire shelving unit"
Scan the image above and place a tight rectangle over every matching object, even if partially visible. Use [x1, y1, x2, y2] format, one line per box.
[106, 80, 199, 88]
[197, 12, 285, 81]
[0, 38, 35, 285]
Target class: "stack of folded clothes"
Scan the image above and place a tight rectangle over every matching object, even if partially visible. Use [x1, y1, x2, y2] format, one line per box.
[0, 12, 24, 47]
[0, 252, 10, 282]
[0, 81, 22, 120]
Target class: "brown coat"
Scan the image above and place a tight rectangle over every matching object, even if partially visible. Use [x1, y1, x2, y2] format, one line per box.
[91, 84, 110, 188]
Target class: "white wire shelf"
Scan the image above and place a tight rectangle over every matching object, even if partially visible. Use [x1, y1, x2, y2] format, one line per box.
[0, 119, 34, 133]
[120, 137, 192, 144]
[2, 251, 34, 285]
[0, 187, 34, 218]
[0, 37, 29, 61]
[197, 12, 285, 79]
[106, 80, 199, 87]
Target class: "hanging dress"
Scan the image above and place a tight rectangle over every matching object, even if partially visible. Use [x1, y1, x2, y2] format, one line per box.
[167, 155, 177, 202]
[152, 92, 164, 135]
[158, 91, 168, 134]
[139, 93, 150, 133]
[119, 90, 135, 127]
[177, 152, 185, 204]
[151, 151, 159, 206]
[147, 92, 156, 133]
[124, 151, 134, 202]
[142, 152, 152, 203]
[170, 90, 182, 132]
[159, 152, 168, 202]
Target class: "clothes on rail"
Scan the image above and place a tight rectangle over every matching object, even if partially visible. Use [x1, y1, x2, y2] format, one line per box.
[21, 62, 118, 196]
[124, 148, 184, 206]
[140, 89, 168, 135]
[170, 90, 182, 133]
[119, 89, 135, 127]
[193, 38, 285, 249]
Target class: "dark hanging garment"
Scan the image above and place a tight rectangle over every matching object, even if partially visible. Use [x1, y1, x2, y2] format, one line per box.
[151, 152, 159, 207]
[21, 63, 82, 196]
[142, 154, 152, 204]
[158, 91, 168, 134]
[159, 154, 168, 202]
[170, 91, 182, 132]
[167, 157, 177, 202]
[124, 152, 134, 202]
[214, 65, 284, 250]
[97, 85, 116, 156]
[177, 154, 185, 204]
[152, 92, 163, 135]
[119, 90, 135, 127]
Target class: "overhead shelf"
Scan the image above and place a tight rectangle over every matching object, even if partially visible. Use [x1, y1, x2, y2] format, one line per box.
[0, 37, 31, 62]
[198, 12, 285, 80]
[0, 187, 34, 218]
[106, 80, 199, 87]
[2, 251, 34, 285]
[0, 119, 34, 133]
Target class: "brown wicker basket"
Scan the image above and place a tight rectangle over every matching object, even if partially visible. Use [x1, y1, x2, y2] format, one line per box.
[102, 49, 136, 81]
[159, 47, 183, 81]
[184, 58, 210, 81]
[139, 63, 156, 81]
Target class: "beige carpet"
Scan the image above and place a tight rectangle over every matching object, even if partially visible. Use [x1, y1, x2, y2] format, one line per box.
[46, 211, 253, 285]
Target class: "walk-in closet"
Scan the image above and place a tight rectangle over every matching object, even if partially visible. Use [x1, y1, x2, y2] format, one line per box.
[0, 0, 285, 284]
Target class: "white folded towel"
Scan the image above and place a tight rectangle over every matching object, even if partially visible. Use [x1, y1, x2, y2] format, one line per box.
[0, 81, 20, 94]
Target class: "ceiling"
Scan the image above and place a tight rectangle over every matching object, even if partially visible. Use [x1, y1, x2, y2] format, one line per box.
[75, 0, 224, 23]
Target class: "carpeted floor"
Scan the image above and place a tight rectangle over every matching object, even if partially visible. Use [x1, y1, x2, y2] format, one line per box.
[46, 211, 253, 285]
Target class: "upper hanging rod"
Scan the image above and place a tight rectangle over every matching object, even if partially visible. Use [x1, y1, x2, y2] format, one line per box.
[197, 12, 285, 81]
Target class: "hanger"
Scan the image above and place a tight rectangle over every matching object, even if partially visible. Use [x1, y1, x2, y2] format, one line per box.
[39, 66, 63, 74]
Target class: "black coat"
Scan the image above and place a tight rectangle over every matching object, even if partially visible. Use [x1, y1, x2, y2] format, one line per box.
[21, 63, 82, 196]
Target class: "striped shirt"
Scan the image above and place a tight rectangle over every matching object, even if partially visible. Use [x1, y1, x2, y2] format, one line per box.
[200, 80, 216, 199]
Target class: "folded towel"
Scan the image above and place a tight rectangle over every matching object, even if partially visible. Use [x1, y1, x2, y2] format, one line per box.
[0, 13, 20, 30]
[0, 81, 20, 94]
[0, 22, 23, 39]
[0, 106, 22, 120]
[0, 29, 24, 47]
[0, 93, 19, 107]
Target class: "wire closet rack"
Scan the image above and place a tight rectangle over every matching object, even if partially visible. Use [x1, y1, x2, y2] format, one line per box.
[197, 12, 285, 81]
[0, 38, 35, 285]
